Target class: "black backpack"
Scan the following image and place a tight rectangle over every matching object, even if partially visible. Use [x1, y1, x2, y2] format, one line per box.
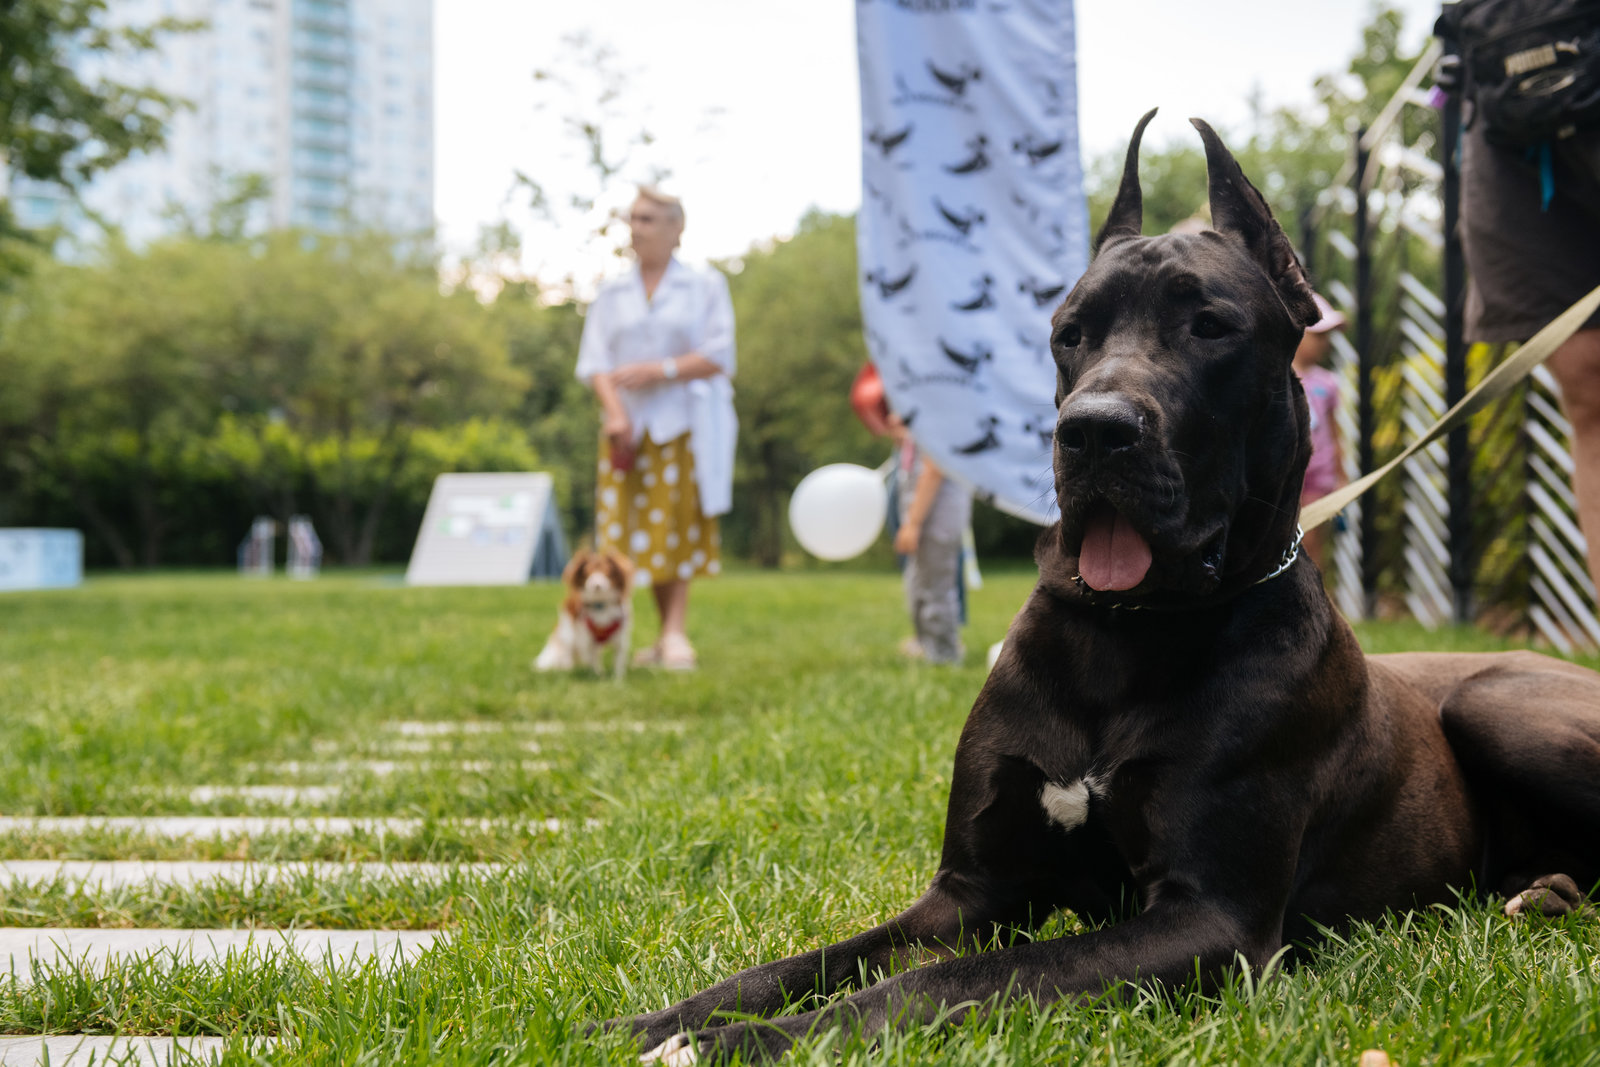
[1436, 0, 1600, 146]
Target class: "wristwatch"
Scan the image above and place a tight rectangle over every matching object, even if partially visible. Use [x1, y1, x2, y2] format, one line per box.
[661, 358, 678, 380]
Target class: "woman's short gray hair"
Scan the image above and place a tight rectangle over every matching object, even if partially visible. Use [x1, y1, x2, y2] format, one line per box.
[636, 185, 685, 226]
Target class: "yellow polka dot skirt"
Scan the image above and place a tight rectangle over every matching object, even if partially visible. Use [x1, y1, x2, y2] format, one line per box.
[595, 431, 721, 586]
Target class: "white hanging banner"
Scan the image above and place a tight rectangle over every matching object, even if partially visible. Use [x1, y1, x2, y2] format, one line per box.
[856, 0, 1087, 524]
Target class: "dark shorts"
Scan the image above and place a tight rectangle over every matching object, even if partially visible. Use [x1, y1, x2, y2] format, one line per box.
[1460, 123, 1600, 343]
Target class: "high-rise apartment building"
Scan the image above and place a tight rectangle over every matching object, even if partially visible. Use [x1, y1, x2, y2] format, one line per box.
[11, 0, 433, 241]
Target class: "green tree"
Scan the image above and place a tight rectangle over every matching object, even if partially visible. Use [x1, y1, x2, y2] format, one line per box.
[726, 211, 878, 567]
[0, 239, 233, 565]
[490, 288, 589, 544]
[1084, 4, 1429, 252]
[1, 0, 194, 271]
[0, 232, 529, 567]
[217, 232, 528, 565]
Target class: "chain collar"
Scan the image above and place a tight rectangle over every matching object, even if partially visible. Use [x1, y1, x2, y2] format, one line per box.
[1070, 525, 1304, 612]
[1253, 523, 1304, 586]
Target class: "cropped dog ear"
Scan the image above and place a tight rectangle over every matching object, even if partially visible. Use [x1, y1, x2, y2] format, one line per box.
[1094, 108, 1158, 253]
[561, 549, 590, 589]
[1190, 118, 1319, 330]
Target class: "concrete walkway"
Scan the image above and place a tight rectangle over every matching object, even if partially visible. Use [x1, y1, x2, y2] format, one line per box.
[0, 927, 442, 975]
[0, 1035, 251, 1065]
[256, 759, 551, 775]
[0, 815, 566, 837]
[0, 861, 505, 889]
[184, 785, 341, 805]
[386, 719, 682, 735]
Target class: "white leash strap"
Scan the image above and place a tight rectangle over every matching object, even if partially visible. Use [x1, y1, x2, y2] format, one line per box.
[1301, 283, 1600, 531]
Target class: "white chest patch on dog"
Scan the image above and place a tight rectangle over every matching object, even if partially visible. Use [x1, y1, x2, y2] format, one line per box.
[1040, 779, 1091, 832]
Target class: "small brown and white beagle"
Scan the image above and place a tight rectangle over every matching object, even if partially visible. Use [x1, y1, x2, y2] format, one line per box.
[533, 549, 635, 680]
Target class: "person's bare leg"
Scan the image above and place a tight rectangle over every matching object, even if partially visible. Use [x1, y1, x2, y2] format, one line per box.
[1547, 329, 1600, 591]
[652, 579, 691, 641]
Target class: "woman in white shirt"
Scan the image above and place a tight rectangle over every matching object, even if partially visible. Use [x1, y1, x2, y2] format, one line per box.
[576, 187, 737, 671]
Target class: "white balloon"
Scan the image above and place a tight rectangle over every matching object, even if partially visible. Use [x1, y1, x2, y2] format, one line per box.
[788, 464, 888, 561]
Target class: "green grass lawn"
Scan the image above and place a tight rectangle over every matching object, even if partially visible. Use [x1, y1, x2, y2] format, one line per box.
[0, 568, 1596, 1064]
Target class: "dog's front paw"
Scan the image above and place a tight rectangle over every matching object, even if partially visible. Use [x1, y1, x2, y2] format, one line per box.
[634, 1023, 795, 1065]
[640, 1032, 698, 1065]
[586, 1010, 690, 1055]
[1504, 873, 1591, 918]
[664, 1022, 795, 1064]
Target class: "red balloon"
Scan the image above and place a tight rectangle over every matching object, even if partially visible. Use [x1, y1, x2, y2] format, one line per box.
[850, 362, 891, 437]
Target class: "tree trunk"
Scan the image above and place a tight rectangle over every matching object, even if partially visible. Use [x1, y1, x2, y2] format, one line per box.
[134, 468, 167, 569]
[351, 434, 410, 567]
[756, 440, 783, 568]
[329, 489, 357, 565]
[69, 483, 136, 570]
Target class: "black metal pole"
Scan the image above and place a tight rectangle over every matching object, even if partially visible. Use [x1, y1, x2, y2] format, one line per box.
[1353, 129, 1378, 619]
[1441, 93, 1473, 624]
[1298, 204, 1317, 282]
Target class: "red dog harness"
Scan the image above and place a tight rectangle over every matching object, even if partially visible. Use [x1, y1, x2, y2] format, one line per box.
[585, 618, 623, 644]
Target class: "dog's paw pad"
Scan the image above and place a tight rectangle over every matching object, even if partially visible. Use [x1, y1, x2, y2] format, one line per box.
[641, 1033, 698, 1065]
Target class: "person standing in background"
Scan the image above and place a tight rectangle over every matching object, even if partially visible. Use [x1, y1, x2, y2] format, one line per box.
[576, 187, 737, 671]
[889, 412, 971, 665]
[1437, 2, 1600, 593]
[1295, 294, 1348, 572]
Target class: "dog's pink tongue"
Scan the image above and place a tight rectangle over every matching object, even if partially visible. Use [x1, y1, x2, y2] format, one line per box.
[1077, 504, 1153, 592]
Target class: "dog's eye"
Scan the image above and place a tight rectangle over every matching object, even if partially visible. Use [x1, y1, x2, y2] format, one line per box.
[1191, 312, 1231, 340]
[1053, 323, 1081, 348]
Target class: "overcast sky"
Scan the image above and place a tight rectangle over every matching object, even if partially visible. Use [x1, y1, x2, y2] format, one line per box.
[434, 0, 1444, 283]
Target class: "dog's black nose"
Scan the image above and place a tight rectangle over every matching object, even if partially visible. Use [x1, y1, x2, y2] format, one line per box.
[1057, 394, 1144, 458]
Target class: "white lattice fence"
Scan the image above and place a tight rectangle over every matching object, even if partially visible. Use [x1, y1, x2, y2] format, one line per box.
[1525, 366, 1600, 652]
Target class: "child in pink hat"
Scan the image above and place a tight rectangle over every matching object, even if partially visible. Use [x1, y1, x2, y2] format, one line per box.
[1295, 293, 1347, 572]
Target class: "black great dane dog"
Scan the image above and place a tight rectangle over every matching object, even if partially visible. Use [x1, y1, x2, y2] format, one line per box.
[601, 112, 1600, 1064]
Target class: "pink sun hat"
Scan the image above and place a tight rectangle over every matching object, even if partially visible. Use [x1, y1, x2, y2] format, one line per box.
[1307, 293, 1347, 334]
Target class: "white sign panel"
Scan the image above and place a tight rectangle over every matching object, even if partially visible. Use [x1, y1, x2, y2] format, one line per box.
[405, 473, 567, 586]
[0, 529, 83, 592]
[856, 0, 1088, 523]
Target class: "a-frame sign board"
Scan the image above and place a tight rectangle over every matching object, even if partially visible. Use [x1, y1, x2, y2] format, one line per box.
[405, 472, 568, 586]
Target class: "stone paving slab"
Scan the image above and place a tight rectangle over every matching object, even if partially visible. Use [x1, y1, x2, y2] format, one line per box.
[0, 928, 442, 975]
[314, 738, 544, 755]
[0, 816, 567, 838]
[0, 861, 506, 890]
[254, 759, 552, 776]
[0, 1035, 250, 1066]
[386, 719, 683, 735]
[185, 785, 341, 805]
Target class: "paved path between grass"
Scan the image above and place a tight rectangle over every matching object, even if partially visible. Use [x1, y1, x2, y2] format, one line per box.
[318, 738, 544, 754]
[0, 928, 442, 975]
[387, 719, 682, 735]
[0, 815, 567, 837]
[0, 861, 506, 889]
[184, 785, 342, 805]
[256, 759, 552, 775]
[0, 1034, 252, 1066]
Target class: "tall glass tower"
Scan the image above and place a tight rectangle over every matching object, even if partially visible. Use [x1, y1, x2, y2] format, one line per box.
[9, 0, 433, 241]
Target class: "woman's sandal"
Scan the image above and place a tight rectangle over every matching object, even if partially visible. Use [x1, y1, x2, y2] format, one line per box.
[659, 633, 697, 671]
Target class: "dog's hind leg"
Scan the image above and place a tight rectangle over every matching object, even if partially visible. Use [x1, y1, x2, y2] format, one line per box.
[1438, 658, 1600, 913]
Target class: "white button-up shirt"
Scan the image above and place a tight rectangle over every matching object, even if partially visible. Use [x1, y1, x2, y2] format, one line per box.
[576, 257, 739, 516]
[576, 258, 736, 445]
